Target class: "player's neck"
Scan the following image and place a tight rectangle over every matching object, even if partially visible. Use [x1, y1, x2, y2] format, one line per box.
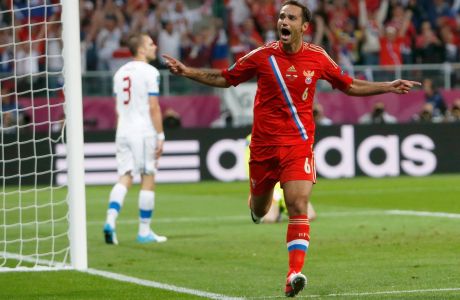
[133, 55, 147, 63]
[280, 40, 302, 54]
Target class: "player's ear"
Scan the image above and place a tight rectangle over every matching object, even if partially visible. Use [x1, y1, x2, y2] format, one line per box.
[138, 46, 145, 56]
[302, 22, 309, 32]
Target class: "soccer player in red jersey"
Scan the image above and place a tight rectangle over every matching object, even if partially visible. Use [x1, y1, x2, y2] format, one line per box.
[163, 0, 421, 297]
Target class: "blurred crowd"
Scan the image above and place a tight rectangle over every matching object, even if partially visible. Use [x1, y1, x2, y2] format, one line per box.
[75, 0, 460, 73]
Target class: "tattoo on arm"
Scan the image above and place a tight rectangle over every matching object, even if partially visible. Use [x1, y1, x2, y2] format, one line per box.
[188, 68, 229, 88]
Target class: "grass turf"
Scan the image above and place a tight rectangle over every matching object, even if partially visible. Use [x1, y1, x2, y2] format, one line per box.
[1, 174, 459, 299]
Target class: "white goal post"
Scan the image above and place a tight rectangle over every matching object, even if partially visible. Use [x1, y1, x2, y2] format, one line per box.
[0, 0, 87, 271]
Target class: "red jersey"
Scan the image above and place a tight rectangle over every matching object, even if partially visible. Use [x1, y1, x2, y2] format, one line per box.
[222, 41, 353, 147]
[379, 37, 404, 66]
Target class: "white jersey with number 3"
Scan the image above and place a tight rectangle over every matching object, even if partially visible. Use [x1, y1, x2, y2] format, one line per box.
[113, 61, 160, 137]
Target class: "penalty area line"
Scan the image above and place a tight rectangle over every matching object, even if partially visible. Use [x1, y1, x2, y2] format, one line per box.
[85, 268, 244, 300]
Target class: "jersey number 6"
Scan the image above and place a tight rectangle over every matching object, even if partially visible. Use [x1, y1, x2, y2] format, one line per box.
[122, 76, 131, 105]
[304, 158, 311, 174]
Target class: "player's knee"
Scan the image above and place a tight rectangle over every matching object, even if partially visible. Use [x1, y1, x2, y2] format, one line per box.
[250, 193, 273, 216]
[285, 197, 309, 216]
[119, 174, 133, 188]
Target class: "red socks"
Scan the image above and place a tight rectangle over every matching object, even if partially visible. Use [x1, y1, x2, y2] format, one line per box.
[286, 214, 310, 276]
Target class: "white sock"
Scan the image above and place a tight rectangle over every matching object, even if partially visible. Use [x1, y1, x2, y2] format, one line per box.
[138, 190, 154, 236]
[106, 183, 127, 229]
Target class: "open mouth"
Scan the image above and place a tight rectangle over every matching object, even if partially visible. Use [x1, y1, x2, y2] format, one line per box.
[280, 28, 291, 40]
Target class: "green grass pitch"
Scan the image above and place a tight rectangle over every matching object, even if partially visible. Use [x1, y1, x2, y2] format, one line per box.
[1, 175, 459, 299]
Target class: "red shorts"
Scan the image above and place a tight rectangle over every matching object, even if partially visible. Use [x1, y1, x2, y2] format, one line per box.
[248, 144, 316, 196]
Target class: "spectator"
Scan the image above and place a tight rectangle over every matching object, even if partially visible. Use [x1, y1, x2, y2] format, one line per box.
[45, 13, 63, 90]
[304, 0, 331, 49]
[313, 103, 332, 125]
[157, 19, 182, 65]
[211, 110, 233, 128]
[379, 25, 403, 66]
[227, 0, 251, 29]
[412, 103, 439, 123]
[327, 0, 351, 36]
[126, 1, 152, 37]
[210, 17, 230, 69]
[358, 0, 389, 66]
[229, 18, 264, 61]
[453, 0, 460, 14]
[379, 5, 413, 67]
[163, 108, 182, 129]
[426, 0, 456, 30]
[80, 1, 98, 71]
[167, 0, 212, 34]
[181, 28, 214, 68]
[51, 112, 65, 133]
[261, 18, 277, 43]
[415, 21, 443, 64]
[248, 0, 278, 36]
[385, 3, 416, 64]
[423, 78, 447, 117]
[15, 41, 40, 92]
[145, 2, 166, 38]
[445, 99, 460, 122]
[359, 102, 397, 124]
[439, 25, 460, 63]
[334, 19, 360, 75]
[0, 25, 13, 73]
[96, 13, 123, 71]
[1, 83, 24, 133]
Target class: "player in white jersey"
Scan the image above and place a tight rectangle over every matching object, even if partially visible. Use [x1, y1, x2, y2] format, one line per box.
[103, 33, 167, 245]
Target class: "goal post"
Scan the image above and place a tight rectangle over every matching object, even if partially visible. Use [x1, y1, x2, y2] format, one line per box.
[0, 0, 87, 271]
[62, 0, 88, 271]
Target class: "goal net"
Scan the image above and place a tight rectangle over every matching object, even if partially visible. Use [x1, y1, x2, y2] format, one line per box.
[0, 1, 86, 271]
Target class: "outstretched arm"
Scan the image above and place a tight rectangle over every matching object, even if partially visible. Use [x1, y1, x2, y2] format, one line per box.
[346, 78, 421, 96]
[162, 54, 231, 88]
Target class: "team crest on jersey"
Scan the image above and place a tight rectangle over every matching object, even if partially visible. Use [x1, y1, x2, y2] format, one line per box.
[286, 65, 298, 81]
[303, 70, 314, 85]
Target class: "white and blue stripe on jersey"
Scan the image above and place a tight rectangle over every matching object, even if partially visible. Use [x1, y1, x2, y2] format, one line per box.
[268, 55, 308, 141]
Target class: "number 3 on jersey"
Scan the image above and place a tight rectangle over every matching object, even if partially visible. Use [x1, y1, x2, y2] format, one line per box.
[122, 76, 131, 105]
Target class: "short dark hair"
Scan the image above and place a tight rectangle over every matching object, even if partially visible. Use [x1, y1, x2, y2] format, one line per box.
[127, 33, 148, 56]
[281, 0, 312, 23]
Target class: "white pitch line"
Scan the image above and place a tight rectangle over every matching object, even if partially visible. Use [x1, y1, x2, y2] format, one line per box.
[85, 268, 244, 300]
[248, 287, 460, 299]
[1, 252, 243, 300]
[312, 186, 460, 196]
[86, 209, 460, 226]
[321, 287, 460, 297]
[385, 210, 460, 219]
